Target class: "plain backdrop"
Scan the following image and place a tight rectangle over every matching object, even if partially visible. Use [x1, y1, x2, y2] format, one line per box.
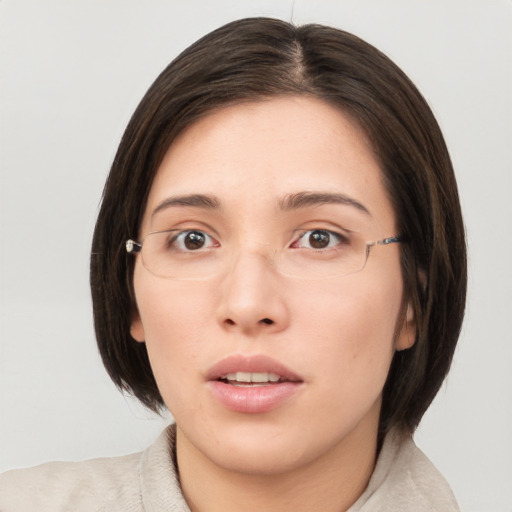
[1, 1, 511, 511]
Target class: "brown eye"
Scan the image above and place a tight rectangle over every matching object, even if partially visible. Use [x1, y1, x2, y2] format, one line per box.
[183, 231, 206, 250]
[309, 230, 331, 249]
[291, 229, 346, 251]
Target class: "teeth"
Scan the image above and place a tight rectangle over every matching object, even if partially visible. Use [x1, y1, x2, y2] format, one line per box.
[252, 372, 279, 383]
[222, 372, 281, 383]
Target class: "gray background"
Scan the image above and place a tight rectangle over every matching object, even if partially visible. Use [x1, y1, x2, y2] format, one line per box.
[1, 1, 511, 511]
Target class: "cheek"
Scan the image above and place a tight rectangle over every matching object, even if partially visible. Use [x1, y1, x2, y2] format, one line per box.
[134, 256, 214, 338]
[295, 277, 401, 392]
[133, 272, 216, 407]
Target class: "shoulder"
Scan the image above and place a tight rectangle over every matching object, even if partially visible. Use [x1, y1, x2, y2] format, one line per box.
[0, 425, 187, 512]
[392, 434, 460, 511]
[0, 451, 143, 512]
[350, 429, 460, 512]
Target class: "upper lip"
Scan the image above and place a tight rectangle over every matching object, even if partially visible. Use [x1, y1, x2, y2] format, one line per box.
[206, 354, 303, 382]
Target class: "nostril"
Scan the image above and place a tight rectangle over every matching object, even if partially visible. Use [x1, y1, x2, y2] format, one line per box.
[223, 317, 275, 328]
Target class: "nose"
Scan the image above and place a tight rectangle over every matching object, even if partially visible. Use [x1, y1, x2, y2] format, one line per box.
[216, 250, 290, 336]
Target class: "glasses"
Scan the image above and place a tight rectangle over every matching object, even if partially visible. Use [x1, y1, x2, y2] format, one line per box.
[126, 229, 401, 280]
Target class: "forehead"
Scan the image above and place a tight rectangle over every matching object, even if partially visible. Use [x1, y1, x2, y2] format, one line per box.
[143, 96, 395, 230]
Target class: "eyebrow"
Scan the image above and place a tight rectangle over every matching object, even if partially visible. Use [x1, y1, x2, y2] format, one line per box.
[152, 194, 221, 217]
[279, 191, 371, 216]
[151, 191, 370, 217]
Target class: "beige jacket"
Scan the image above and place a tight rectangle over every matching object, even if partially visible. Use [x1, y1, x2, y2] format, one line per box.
[0, 425, 459, 511]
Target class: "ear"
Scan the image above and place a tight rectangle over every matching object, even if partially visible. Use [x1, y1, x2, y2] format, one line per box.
[395, 302, 416, 351]
[130, 311, 146, 343]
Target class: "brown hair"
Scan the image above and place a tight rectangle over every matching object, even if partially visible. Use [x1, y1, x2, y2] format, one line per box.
[90, 17, 466, 436]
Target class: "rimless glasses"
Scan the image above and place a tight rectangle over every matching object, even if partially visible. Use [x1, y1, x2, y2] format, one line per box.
[126, 228, 401, 280]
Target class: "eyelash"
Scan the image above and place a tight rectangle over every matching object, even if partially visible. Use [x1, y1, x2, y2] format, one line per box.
[290, 229, 349, 251]
[166, 230, 219, 251]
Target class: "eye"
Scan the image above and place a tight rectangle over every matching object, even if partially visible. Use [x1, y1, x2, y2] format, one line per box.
[169, 230, 218, 251]
[291, 229, 348, 250]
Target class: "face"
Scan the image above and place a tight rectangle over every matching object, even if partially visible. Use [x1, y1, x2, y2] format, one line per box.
[131, 96, 415, 476]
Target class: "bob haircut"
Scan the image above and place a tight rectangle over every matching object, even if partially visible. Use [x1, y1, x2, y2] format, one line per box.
[90, 17, 466, 436]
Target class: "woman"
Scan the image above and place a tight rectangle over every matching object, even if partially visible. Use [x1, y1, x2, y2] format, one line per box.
[0, 17, 466, 511]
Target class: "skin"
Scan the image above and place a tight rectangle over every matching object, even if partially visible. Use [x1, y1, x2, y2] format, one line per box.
[130, 96, 416, 512]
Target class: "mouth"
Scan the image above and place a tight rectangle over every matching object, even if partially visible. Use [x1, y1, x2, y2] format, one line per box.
[219, 371, 287, 387]
[207, 354, 303, 384]
[207, 355, 303, 413]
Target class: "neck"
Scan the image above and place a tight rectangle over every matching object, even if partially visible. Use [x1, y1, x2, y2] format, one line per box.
[175, 417, 379, 512]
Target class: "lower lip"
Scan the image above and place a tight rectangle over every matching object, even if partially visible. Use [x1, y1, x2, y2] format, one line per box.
[208, 381, 301, 414]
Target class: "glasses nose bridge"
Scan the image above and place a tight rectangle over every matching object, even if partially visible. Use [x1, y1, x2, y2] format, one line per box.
[225, 240, 279, 274]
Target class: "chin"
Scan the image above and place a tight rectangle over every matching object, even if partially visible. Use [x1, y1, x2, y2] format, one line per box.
[185, 414, 348, 477]
[208, 439, 311, 476]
